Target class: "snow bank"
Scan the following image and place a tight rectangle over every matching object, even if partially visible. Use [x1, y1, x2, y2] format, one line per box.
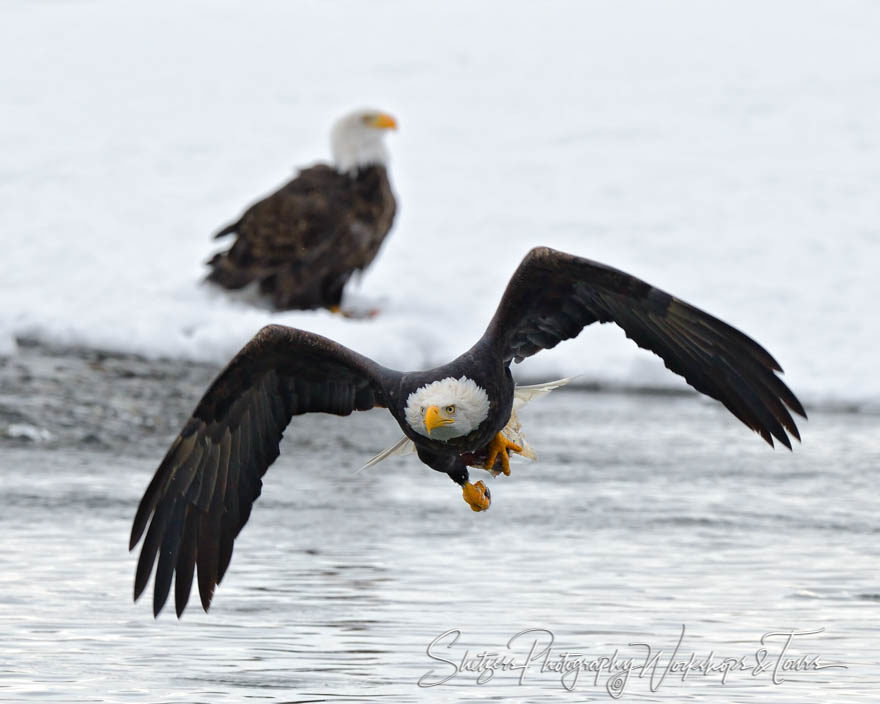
[1, 0, 877, 410]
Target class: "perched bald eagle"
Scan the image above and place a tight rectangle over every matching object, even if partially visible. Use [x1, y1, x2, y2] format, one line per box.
[132, 247, 805, 616]
[205, 109, 397, 312]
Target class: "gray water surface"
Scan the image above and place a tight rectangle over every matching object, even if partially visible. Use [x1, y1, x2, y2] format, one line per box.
[0, 345, 878, 702]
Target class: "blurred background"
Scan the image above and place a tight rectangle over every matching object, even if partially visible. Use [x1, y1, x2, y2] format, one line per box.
[1, 1, 879, 702]
[1, 0, 878, 407]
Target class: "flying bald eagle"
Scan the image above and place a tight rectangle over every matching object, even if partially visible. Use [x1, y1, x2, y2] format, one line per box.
[132, 247, 805, 616]
[205, 109, 397, 313]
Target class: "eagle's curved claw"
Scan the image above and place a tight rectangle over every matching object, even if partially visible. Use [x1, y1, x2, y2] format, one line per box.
[484, 433, 523, 477]
[462, 480, 491, 512]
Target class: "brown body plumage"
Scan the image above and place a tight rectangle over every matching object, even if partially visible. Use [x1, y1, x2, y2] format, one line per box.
[206, 164, 396, 310]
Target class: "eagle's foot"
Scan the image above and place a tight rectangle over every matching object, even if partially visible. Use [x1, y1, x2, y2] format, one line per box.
[462, 481, 491, 512]
[484, 433, 523, 477]
[328, 305, 380, 320]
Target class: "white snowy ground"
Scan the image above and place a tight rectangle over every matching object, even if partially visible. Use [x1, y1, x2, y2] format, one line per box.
[1, 0, 878, 410]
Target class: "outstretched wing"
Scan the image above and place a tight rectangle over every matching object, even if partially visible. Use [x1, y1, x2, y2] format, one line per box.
[480, 247, 805, 448]
[130, 324, 393, 617]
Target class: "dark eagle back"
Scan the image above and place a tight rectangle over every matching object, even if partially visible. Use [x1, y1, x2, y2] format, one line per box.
[206, 163, 396, 311]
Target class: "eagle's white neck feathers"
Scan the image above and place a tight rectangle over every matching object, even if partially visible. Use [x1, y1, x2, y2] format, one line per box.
[331, 110, 390, 174]
[405, 377, 490, 441]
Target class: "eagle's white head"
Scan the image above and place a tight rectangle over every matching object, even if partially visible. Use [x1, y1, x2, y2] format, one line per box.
[330, 108, 397, 174]
[404, 377, 491, 442]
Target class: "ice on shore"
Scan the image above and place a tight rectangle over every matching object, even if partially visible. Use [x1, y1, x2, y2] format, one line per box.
[1, 1, 877, 410]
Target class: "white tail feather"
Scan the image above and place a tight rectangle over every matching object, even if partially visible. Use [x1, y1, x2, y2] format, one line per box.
[499, 408, 536, 460]
[356, 434, 415, 473]
[512, 376, 575, 410]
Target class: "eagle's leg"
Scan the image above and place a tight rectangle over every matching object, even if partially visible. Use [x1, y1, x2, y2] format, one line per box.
[417, 447, 491, 512]
[483, 433, 523, 477]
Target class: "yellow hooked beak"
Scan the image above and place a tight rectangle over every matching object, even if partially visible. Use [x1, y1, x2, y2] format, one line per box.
[424, 405, 454, 435]
[369, 112, 398, 130]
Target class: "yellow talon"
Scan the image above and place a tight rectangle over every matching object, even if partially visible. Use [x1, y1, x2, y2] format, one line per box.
[483, 432, 523, 476]
[328, 304, 380, 319]
[462, 481, 491, 512]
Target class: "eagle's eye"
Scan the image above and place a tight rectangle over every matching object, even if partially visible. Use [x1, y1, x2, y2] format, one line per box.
[445, 405, 455, 415]
[420, 406, 425, 415]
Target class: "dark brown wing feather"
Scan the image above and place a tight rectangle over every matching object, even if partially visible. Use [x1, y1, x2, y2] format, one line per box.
[480, 247, 806, 448]
[130, 324, 393, 617]
[206, 164, 396, 310]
